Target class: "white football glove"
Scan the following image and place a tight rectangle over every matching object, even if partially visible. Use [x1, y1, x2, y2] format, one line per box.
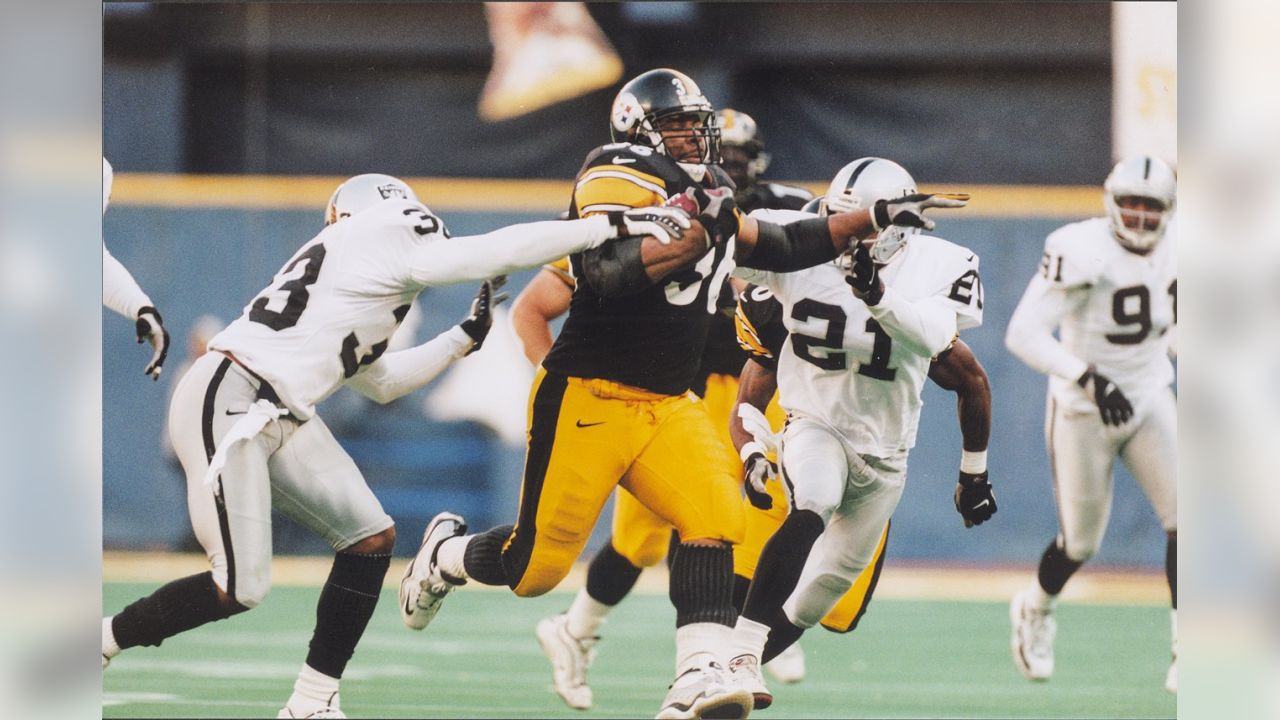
[871, 193, 969, 232]
[740, 440, 778, 510]
[605, 206, 691, 245]
[135, 306, 170, 381]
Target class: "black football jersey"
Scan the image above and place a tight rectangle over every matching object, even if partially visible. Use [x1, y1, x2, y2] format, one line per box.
[542, 143, 735, 395]
[733, 284, 788, 372]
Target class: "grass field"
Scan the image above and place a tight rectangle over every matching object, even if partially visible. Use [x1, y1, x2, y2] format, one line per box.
[104, 572, 1176, 719]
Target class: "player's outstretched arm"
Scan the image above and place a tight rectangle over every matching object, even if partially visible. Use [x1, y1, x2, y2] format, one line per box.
[731, 192, 969, 271]
[410, 208, 690, 287]
[510, 268, 572, 366]
[347, 279, 509, 403]
[929, 340, 996, 528]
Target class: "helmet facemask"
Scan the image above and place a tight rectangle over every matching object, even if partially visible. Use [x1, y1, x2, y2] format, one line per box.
[640, 109, 721, 166]
[821, 158, 920, 266]
[1103, 156, 1177, 253]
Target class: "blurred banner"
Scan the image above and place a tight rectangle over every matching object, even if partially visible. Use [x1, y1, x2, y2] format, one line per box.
[1112, 2, 1177, 163]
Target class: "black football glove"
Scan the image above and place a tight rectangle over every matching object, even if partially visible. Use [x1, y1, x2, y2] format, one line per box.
[871, 192, 969, 232]
[843, 244, 885, 305]
[458, 276, 509, 355]
[1078, 366, 1134, 426]
[135, 305, 170, 381]
[954, 470, 997, 528]
[740, 441, 777, 510]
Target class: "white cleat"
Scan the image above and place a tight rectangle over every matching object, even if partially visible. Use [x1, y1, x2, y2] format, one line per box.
[1010, 589, 1056, 681]
[656, 661, 753, 720]
[728, 653, 773, 710]
[536, 613, 598, 710]
[277, 693, 345, 718]
[763, 642, 805, 684]
[399, 512, 467, 631]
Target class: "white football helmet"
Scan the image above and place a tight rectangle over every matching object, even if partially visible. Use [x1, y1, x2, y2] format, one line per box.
[1103, 156, 1176, 252]
[821, 157, 918, 264]
[325, 173, 418, 225]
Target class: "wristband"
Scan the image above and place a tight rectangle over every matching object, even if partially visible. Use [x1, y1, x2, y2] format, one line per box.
[739, 440, 765, 463]
[960, 450, 987, 475]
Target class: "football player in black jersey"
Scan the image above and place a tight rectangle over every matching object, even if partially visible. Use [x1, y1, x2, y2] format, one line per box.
[403, 67, 966, 720]
[507, 111, 816, 709]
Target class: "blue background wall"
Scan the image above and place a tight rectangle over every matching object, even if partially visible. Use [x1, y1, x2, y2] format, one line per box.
[104, 204, 1169, 568]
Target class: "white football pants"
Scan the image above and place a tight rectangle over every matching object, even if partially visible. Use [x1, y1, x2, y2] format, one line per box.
[776, 416, 907, 629]
[1046, 386, 1177, 561]
[168, 352, 393, 608]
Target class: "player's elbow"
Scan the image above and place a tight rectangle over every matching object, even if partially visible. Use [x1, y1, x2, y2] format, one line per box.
[580, 249, 651, 297]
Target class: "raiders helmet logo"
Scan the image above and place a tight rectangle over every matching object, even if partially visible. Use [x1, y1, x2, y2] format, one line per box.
[377, 183, 409, 200]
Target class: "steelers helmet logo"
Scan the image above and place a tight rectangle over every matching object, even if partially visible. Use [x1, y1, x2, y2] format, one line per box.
[612, 91, 642, 132]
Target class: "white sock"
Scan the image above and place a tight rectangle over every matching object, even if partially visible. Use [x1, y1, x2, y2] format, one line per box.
[285, 663, 340, 713]
[102, 616, 120, 659]
[674, 622, 722, 675]
[435, 535, 471, 580]
[565, 588, 610, 639]
[1027, 580, 1056, 610]
[731, 616, 771, 661]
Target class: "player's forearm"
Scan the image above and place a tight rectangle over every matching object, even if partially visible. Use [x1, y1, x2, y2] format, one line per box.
[955, 374, 992, 452]
[579, 233, 705, 296]
[347, 326, 473, 403]
[510, 302, 555, 366]
[102, 246, 154, 320]
[866, 290, 958, 358]
[415, 217, 615, 286]
[735, 211, 875, 271]
[730, 360, 778, 453]
[1004, 284, 1089, 381]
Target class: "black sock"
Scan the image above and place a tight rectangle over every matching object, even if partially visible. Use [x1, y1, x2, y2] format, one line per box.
[665, 529, 681, 571]
[585, 541, 643, 606]
[111, 571, 245, 649]
[731, 574, 751, 616]
[1166, 531, 1177, 609]
[304, 551, 391, 679]
[669, 543, 736, 627]
[742, 510, 824, 626]
[463, 525, 514, 586]
[762, 622, 805, 664]
[1037, 537, 1084, 596]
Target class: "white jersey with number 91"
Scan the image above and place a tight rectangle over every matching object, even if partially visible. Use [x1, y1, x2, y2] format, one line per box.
[1007, 216, 1176, 416]
[736, 208, 983, 457]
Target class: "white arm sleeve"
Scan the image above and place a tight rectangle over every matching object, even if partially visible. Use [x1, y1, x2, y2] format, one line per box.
[102, 245, 153, 320]
[408, 216, 615, 287]
[346, 325, 474, 404]
[866, 287, 959, 358]
[1004, 275, 1090, 381]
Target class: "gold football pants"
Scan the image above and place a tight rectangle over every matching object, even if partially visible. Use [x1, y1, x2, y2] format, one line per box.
[611, 371, 890, 633]
[500, 369, 745, 597]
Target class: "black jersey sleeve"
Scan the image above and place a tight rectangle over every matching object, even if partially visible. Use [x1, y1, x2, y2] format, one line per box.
[734, 284, 788, 371]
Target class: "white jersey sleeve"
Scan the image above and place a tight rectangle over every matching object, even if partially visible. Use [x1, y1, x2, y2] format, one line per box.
[868, 236, 981, 358]
[402, 212, 617, 289]
[346, 325, 474, 404]
[102, 245, 154, 320]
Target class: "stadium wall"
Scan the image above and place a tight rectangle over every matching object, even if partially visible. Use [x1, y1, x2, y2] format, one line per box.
[102, 175, 1171, 568]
